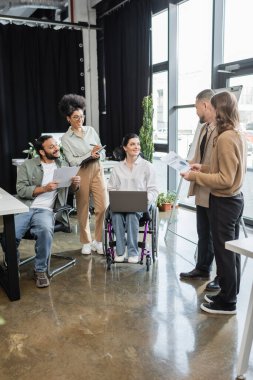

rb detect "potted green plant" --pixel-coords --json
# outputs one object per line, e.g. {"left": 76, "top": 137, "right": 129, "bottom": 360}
{"left": 139, "top": 94, "right": 154, "bottom": 162}
{"left": 157, "top": 191, "right": 177, "bottom": 212}
{"left": 23, "top": 142, "right": 38, "bottom": 158}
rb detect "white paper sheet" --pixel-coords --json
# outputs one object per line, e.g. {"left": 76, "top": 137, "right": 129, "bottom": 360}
{"left": 160, "top": 151, "right": 190, "bottom": 172}
{"left": 53, "top": 166, "right": 79, "bottom": 188}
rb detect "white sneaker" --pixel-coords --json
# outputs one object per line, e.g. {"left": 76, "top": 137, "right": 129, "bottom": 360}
{"left": 81, "top": 243, "right": 91, "bottom": 255}
{"left": 114, "top": 254, "right": 125, "bottom": 263}
{"left": 91, "top": 240, "right": 104, "bottom": 255}
{"left": 128, "top": 256, "right": 139, "bottom": 264}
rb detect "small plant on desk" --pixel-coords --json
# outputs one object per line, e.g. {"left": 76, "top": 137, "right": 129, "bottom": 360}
{"left": 157, "top": 191, "right": 177, "bottom": 212}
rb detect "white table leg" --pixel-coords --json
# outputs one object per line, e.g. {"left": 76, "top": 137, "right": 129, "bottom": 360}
{"left": 237, "top": 282, "right": 253, "bottom": 379}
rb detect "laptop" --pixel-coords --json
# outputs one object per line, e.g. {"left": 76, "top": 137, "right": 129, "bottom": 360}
{"left": 109, "top": 191, "right": 148, "bottom": 212}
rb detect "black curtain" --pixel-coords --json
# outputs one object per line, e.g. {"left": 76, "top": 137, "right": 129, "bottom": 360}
{"left": 0, "top": 24, "right": 84, "bottom": 193}
{"left": 100, "top": 0, "right": 151, "bottom": 155}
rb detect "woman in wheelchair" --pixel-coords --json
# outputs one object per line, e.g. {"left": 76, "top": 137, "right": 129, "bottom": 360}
{"left": 107, "top": 133, "right": 159, "bottom": 264}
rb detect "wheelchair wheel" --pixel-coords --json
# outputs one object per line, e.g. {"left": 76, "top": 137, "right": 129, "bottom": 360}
{"left": 151, "top": 206, "right": 159, "bottom": 262}
{"left": 102, "top": 218, "right": 109, "bottom": 256}
{"left": 146, "top": 255, "right": 151, "bottom": 272}
{"left": 103, "top": 207, "right": 116, "bottom": 270}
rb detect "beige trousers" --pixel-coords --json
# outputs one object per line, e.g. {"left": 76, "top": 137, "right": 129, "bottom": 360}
{"left": 76, "top": 161, "right": 108, "bottom": 244}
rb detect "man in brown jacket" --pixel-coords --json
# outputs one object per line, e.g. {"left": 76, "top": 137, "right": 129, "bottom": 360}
{"left": 180, "top": 89, "right": 220, "bottom": 291}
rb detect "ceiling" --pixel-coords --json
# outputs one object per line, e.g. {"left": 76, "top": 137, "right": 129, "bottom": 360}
{"left": 0, "top": 0, "right": 68, "bottom": 21}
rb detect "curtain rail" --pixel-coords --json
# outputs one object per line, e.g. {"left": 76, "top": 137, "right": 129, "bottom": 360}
{"left": 0, "top": 14, "right": 100, "bottom": 30}
{"left": 99, "top": 0, "right": 131, "bottom": 18}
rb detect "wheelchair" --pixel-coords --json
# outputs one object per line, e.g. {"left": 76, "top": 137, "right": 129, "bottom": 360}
{"left": 102, "top": 204, "right": 159, "bottom": 271}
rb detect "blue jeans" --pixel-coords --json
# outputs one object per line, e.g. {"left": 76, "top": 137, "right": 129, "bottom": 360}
{"left": 15, "top": 208, "right": 54, "bottom": 272}
{"left": 111, "top": 212, "right": 142, "bottom": 257}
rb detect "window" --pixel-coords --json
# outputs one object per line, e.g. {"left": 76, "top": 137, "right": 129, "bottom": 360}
{"left": 152, "top": 10, "right": 168, "bottom": 65}
{"left": 224, "top": 0, "right": 253, "bottom": 62}
{"left": 178, "top": 0, "right": 212, "bottom": 105}
{"left": 153, "top": 71, "right": 168, "bottom": 144}
{"left": 229, "top": 76, "right": 253, "bottom": 222}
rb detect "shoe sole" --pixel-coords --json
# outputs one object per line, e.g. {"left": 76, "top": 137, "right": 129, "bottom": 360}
{"left": 200, "top": 303, "right": 236, "bottom": 315}
{"left": 91, "top": 249, "right": 104, "bottom": 255}
{"left": 204, "top": 294, "right": 215, "bottom": 303}
{"left": 205, "top": 287, "right": 221, "bottom": 292}
{"left": 180, "top": 276, "right": 210, "bottom": 280}
{"left": 36, "top": 283, "right": 50, "bottom": 288}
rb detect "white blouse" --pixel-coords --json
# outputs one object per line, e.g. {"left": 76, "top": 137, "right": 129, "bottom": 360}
{"left": 107, "top": 156, "right": 159, "bottom": 205}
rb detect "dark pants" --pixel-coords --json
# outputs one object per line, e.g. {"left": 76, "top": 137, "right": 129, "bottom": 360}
{"left": 196, "top": 205, "right": 214, "bottom": 273}
{"left": 210, "top": 193, "right": 244, "bottom": 305}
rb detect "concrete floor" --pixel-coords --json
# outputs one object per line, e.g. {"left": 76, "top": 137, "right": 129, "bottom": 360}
{"left": 0, "top": 208, "right": 253, "bottom": 380}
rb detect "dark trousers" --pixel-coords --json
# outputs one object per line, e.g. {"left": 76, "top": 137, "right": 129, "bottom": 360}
{"left": 196, "top": 205, "right": 214, "bottom": 273}
{"left": 210, "top": 193, "right": 244, "bottom": 305}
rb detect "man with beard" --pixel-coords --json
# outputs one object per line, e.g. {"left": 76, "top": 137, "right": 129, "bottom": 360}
{"left": 180, "top": 89, "right": 220, "bottom": 292}
{"left": 14, "top": 135, "right": 80, "bottom": 288}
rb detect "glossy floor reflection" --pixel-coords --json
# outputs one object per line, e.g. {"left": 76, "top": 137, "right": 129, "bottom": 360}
{"left": 0, "top": 208, "right": 253, "bottom": 380}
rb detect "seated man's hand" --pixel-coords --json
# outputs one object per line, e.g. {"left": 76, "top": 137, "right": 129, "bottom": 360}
{"left": 44, "top": 181, "right": 59, "bottom": 192}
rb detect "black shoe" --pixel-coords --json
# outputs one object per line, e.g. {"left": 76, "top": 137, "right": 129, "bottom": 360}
{"left": 204, "top": 294, "right": 220, "bottom": 303}
{"left": 200, "top": 301, "right": 236, "bottom": 315}
{"left": 205, "top": 276, "right": 220, "bottom": 292}
{"left": 180, "top": 268, "right": 210, "bottom": 280}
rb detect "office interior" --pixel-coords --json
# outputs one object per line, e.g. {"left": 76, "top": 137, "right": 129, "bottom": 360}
{"left": 0, "top": 0, "right": 253, "bottom": 379}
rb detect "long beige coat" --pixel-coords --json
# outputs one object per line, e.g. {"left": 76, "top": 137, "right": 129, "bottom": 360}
{"left": 187, "top": 123, "right": 217, "bottom": 208}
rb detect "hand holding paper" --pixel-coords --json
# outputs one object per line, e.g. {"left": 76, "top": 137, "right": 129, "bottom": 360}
{"left": 53, "top": 166, "right": 79, "bottom": 188}
{"left": 161, "top": 151, "right": 190, "bottom": 172}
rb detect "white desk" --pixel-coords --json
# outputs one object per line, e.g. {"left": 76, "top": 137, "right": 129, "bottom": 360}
{"left": 225, "top": 237, "right": 253, "bottom": 380}
{"left": 0, "top": 188, "right": 29, "bottom": 301}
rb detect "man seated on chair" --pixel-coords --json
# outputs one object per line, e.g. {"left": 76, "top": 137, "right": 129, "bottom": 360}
{"left": 14, "top": 135, "right": 80, "bottom": 288}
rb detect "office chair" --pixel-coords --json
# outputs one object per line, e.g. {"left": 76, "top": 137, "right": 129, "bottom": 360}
{"left": 1, "top": 189, "right": 76, "bottom": 278}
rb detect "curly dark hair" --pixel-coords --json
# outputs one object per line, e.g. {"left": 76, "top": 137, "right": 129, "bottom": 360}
{"left": 58, "top": 94, "right": 86, "bottom": 117}
{"left": 33, "top": 135, "right": 53, "bottom": 156}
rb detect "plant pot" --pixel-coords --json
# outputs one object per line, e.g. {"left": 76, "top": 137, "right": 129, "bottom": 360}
{"left": 158, "top": 203, "right": 172, "bottom": 212}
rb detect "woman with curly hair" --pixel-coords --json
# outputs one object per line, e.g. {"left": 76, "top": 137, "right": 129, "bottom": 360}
{"left": 59, "top": 94, "right": 107, "bottom": 255}
{"left": 181, "top": 91, "right": 247, "bottom": 315}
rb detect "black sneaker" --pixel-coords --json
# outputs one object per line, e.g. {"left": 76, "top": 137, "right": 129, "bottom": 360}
{"left": 204, "top": 294, "right": 219, "bottom": 303}
{"left": 34, "top": 271, "right": 50, "bottom": 288}
{"left": 200, "top": 301, "right": 236, "bottom": 315}
{"left": 180, "top": 268, "right": 210, "bottom": 280}
{"left": 205, "top": 276, "right": 220, "bottom": 292}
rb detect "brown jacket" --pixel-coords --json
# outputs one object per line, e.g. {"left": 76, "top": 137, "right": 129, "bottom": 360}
{"left": 188, "top": 123, "right": 217, "bottom": 207}
{"left": 188, "top": 129, "right": 247, "bottom": 197}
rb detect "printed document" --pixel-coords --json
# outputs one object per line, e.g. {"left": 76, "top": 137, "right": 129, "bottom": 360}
{"left": 161, "top": 151, "right": 190, "bottom": 172}
{"left": 53, "top": 166, "right": 79, "bottom": 188}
